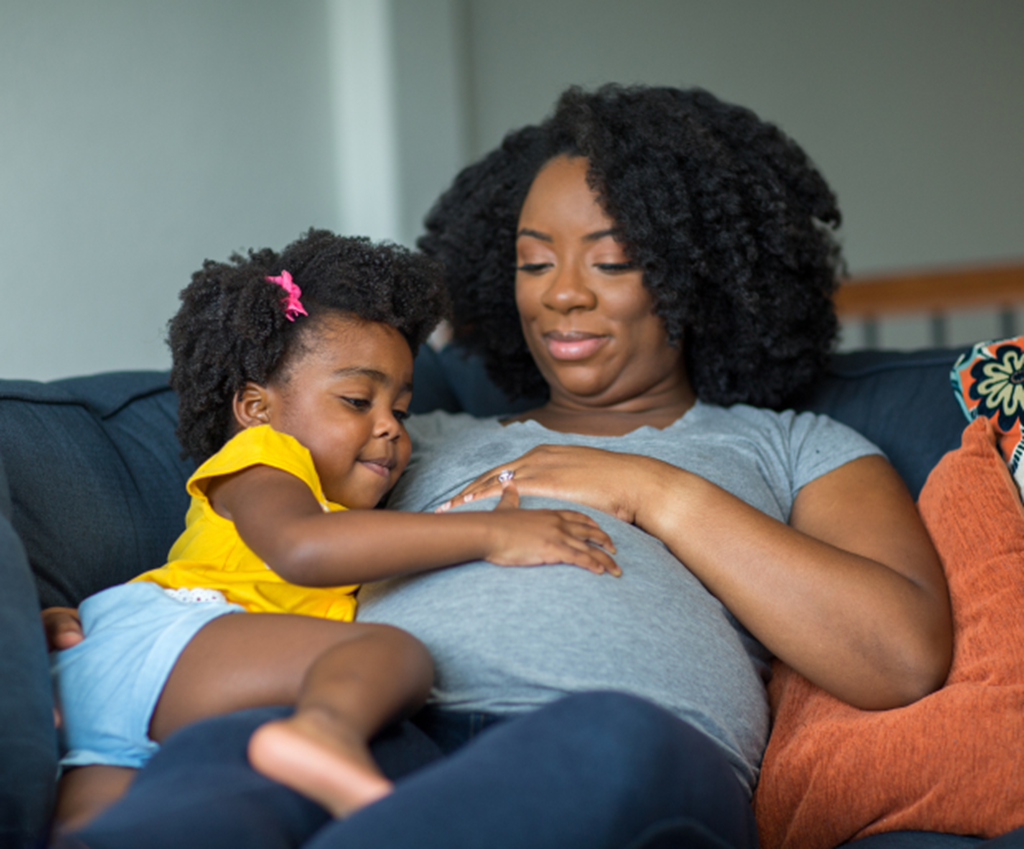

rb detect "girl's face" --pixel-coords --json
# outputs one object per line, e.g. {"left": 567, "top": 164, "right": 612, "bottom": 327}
{"left": 514, "top": 155, "right": 689, "bottom": 412}
{"left": 256, "top": 314, "right": 414, "bottom": 509}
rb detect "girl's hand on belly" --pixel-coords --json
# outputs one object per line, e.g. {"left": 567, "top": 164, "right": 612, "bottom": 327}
{"left": 437, "top": 444, "right": 666, "bottom": 525}
{"left": 469, "top": 480, "right": 621, "bottom": 576}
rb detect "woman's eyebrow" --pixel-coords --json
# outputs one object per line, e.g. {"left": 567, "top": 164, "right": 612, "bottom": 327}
{"left": 516, "top": 227, "right": 619, "bottom": 242}
{"left": 516, "top": 227, "right": 551, "bottom": 242}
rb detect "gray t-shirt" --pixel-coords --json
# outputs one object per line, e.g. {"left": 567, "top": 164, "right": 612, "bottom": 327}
{"left": 358, "top": 401, "right": 883, "bottom": 792}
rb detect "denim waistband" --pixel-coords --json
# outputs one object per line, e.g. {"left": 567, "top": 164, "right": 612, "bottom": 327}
{"left": 411, "top": 706, "right": 507, "bottom": 755}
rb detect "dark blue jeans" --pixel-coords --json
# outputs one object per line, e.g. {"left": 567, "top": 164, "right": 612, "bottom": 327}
{"left": 56, "top": 690, "right": 1024, "bottom": 849}
{"left": 65, "top": 692, "right": 758, "bottom": 849}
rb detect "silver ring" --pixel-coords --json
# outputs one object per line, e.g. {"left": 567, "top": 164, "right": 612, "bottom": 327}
{"left": 497, "top": 469, "right": 515, "bottom": 484}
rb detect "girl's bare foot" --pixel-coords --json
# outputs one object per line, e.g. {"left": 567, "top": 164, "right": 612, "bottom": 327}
{"left": 247, "top": 711, "right": 393, "bottom": 817}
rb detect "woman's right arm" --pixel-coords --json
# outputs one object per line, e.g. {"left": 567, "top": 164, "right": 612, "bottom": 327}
{"left": 634, "top": 453, "right": 951, "bottom": 710}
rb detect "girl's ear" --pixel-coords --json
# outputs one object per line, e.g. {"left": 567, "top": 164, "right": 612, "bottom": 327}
{"left": 233, "top": 382, "right": 272, "bottom": 430}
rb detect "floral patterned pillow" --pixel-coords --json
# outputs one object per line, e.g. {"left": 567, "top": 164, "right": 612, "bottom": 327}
{"left": 951, "top": 335, "right": 1024, "bottom": 493}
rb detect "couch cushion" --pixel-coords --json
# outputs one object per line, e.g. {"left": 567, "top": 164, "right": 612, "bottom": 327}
{"left": 798, "top": 348, "right": 968, "bottom": 500}
{"left": 0, "top": 452, "right": 11, "bottom": 521}
{"left": 752, "top": 416, "right": 1024, "bottom": 848}
{"left": 0, "top": 372, "right": 193, "bottom": 608}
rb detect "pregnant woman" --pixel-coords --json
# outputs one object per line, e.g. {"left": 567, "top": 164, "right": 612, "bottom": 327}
{"left": 58, "top": 84, "right": 952, "bottom": 849}
{"left": 358, "top": 81, "right": 950, "bottom": 795}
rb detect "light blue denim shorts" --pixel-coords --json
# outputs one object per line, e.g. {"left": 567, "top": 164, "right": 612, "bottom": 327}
{"left": 51, "top": 581, "right": 243, "bottom": 769}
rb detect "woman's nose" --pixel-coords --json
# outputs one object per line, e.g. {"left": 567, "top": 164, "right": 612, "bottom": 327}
{"left": 541, "top": 264, "right": 597, "bottom": 312}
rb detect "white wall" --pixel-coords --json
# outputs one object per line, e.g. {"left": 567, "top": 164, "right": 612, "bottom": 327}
{"left": 2, "top": 1, "right": 1022, "bottom": 379}
{"left": 458, "top": 0, "right": 1024, "bottom": 276}
{"left": 391, "top": 0, "right": 472, "bottom": 249}
{"left": 0, "top": 1, "right": 339, "bottom": 380}
{"left": 328, "top": 0, "right": 402, "bottom": 244}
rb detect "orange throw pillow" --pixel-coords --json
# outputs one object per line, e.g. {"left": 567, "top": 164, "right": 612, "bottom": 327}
{"left": 752, "top": 417, "right": 1024, "bottom": 849}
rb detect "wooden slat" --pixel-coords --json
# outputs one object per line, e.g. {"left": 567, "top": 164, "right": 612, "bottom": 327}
{"left": 835, "top": 261, "right": 1024, "bottom": 317}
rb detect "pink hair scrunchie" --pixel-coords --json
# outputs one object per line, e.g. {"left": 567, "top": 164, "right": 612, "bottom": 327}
{"left": 266, "top": 270, "right": 308, "bottom": 322}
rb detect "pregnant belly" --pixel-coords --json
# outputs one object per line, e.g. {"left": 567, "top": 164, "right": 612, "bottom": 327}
{"left": 357, "top": 496, "right": 771, "bottom": 786}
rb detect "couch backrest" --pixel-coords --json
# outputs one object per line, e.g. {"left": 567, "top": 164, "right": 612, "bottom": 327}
{"left": 0, "top": 372, "right": 193, "bottom": 608}
{"left": 0, "top": 345, "right": 970, "bottom": 608}
{"left": 797, "top": 348, "right": 968, "bottom": 499}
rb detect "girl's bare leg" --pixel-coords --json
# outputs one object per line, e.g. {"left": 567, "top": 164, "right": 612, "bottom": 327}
{"left": 150, "top": 614, "right": 433, "bottom": 817}
{"left": 246, "top": 627, "right": 433, "bottom": 816}
{"left": 54, "top": 765, "right": 136, "bottom": 834}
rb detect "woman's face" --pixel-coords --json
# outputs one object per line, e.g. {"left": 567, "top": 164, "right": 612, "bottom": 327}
{"left": 515, "top": 155, "right": 689, "bottom": 412}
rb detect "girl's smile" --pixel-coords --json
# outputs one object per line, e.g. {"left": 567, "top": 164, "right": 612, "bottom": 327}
{"left": 358, "top": 455, "right": 397, "bottom": 479}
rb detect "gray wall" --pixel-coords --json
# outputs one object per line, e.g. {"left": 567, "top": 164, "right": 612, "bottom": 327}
{"left": 455, "top": 0, "right": 1024, "bottom": 275}
{"left": 3, "top": 1, "right": 1023, "bottom": 379}
{"left": 0, "top": 1, "right": 337, "bottom": 379}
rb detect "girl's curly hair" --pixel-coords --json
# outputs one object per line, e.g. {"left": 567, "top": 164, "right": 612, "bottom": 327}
{"left": 418, "top": 84, "right": 843, "bottom": 408}
{"left": 169, "top": 228, "right": 449, "bottom": 463}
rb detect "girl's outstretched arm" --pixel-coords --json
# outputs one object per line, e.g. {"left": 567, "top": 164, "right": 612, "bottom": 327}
{"left": 211, "top": 467, "right": 619, "bottom": 587}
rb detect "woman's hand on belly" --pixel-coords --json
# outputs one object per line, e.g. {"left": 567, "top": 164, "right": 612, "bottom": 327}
{"left": 478, "top": 482, "right": 621, "bottom": 576}
{"left": 437, "top": 444, "right": 662, "bottom": 525}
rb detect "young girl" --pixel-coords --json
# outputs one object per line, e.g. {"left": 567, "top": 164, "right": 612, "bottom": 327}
{"left": 50, "top": 229, "right": 619, "bottom": 829}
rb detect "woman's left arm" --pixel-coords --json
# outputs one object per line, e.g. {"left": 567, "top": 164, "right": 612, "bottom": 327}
{"left": 445, "top": 446, "right": 952, "bottom": 710}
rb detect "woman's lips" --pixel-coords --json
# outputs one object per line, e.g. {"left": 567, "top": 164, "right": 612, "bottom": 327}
{"left": 543, "top": 332, "right": 607, "bottom": 361}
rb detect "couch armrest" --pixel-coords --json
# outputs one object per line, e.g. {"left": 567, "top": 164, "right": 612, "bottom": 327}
{"left": 0, "top": 508, "right": 57, "bottom": 848}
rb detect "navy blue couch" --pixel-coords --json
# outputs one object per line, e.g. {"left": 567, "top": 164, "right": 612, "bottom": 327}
{"left": 1, "top": 344, "right": 1019, "bottom": 849}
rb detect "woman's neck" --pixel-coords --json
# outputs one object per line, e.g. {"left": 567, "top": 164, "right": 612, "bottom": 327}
{"left": 505, "top": 391, "right": 697, "bottom": 436}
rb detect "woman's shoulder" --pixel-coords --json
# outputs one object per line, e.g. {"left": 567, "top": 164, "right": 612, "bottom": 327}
{"left": 696, "top": 400, "right": 871, "bottom": 440}
{"left": 691, "top": 401, "right": 884, "bottom": 470}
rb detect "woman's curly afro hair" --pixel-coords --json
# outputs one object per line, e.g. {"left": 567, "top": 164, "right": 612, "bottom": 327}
{"left": 418, "top": 84, "right": 843, "bottom": 409}
{"left": 169, "top": 228, "right": 448, "bottom": 463}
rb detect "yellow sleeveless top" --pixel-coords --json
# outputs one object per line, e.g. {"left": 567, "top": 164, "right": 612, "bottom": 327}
{"left": 131, "top": 425, "right": 357, "bottom": 621}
